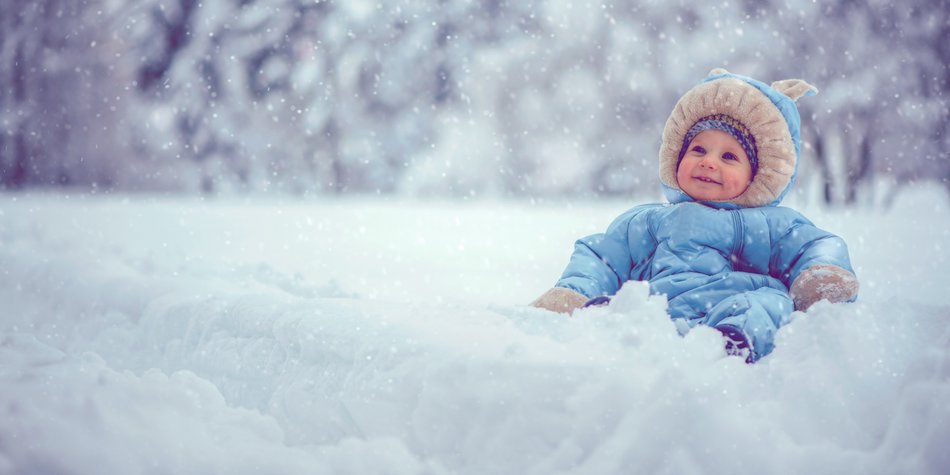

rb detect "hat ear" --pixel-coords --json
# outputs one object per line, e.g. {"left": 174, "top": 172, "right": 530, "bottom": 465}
{"left": 708, "top": 67, "right": 729, "bottom": 77}
{"left": 771, "top": 78, "right": 819, "bottom": 101}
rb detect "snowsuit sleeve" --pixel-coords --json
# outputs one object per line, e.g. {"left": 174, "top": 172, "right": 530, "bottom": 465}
{"left": 555, "top": 205, "right": 658, "bottom": 299}
{"left": 768, "top": 210, "right": 856, "bottom": 295}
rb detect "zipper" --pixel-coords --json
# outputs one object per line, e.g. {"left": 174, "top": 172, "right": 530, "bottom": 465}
{"left": 731, "top": 210, "right": 745, "bottom": 267}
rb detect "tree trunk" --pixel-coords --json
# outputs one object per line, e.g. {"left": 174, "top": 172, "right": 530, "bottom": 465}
{"left": 810, "top": 126, "right": 833, "bottom": 205}
{"left": 845, "top": 111, "right": 873, "bottom": 205}
{"left": 138, "top": 0, "right": 198, "bottom": 92}
{"left": 5, "top": 42, "right": 28, "bottom": 188}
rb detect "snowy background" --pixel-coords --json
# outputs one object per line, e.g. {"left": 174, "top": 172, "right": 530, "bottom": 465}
{"left": 2, "top": 0, "right": 950, "bottom": 474}
{"left": 2, "top": 0, "right": 948, "bottom": 201}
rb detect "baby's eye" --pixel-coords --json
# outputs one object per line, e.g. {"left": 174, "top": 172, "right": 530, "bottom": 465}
{"left": 691, "top": 146, "right": 706, "bottom": 154}
{"left": 723, "top": 152, "right": 739, "bottom": 161}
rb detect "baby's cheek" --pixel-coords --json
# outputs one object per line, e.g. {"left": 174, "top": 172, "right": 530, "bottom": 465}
{"left": 674, "top": 163, "right": 689, "bottom": 187}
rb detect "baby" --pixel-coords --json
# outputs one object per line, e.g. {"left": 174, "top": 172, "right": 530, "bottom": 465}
{"left": 531, "top": 68, "right": 859, "bottom": 362}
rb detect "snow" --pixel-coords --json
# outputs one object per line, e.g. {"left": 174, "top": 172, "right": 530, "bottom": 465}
{"left": 1, "top": 186, "right": 949, "bottom": 474}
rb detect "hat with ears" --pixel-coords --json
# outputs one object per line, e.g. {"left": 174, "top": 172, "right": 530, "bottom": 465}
{"left": 659, "top": 68, "right": 818, "bottom": 208}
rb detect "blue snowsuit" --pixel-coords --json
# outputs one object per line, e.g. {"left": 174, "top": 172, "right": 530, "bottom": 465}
{"left": 555, "top": 74, "right": 855, "bottom": 362}
{"left": 555, "top": 202, "right": 854, "bottom": 361}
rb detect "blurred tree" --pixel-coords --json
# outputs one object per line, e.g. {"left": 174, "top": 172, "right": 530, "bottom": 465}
{"left": 1, "top": 0, "right": 131, "bottom": 190}
{"left": 1, "top": 0, "right": 946, "bottom": 203}
{"left": 770, "top": 0, "right": 949, "bottom": 206}
{"left": 127, "top": 0, "right": 472, "bottom": 194}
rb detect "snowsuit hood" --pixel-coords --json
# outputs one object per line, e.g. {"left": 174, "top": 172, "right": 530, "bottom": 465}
{"left": 659, "top": 68, "right": 818, "bottom": 209}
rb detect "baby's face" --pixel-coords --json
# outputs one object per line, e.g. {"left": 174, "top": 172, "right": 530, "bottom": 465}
{"left": 676, "top": 130, "right": 753, "bottom": 201}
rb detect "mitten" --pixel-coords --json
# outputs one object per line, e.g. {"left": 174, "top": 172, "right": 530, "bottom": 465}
{"left": 530, "top": 287, "right": 588, "bottom": 314}
{"left": 789, "top": 264, "right": 859, "bottom": 311}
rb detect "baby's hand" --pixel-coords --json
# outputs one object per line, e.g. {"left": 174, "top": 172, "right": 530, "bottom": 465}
{"left": 790, "top": 264, "right": 860, "bottom": 311}
{"left": 530, "top": 287, "right": 588, "bottom": 314}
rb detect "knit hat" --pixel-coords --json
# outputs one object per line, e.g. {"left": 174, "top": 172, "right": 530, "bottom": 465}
{"left": 659, "top": 68, "right": 818, "bottom": 208}
{"left": 678, "top": 113, "right": 759, "bottom": 178}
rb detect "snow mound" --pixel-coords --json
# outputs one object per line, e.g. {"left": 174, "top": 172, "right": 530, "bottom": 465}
{"left": 1, "top": 194, "right": 948, "bottom": 474}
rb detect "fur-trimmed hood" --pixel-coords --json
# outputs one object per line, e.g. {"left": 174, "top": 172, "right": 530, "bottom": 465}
{"left": 659, "top": 68, "right": 818, "bottom": 208}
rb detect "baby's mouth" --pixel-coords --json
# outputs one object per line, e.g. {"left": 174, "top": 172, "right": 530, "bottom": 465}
{"left": 693, "top": 176, "right": 721, "bottom": 185}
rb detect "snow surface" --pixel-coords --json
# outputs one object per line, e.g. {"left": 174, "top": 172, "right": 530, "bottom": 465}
{"left": 1, "top": 187, "right": 949, "bottom": 474}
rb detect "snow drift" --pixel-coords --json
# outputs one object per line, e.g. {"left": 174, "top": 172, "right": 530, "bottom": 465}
{"left": 1, "top": 190, "right": 948, "bottom": 474}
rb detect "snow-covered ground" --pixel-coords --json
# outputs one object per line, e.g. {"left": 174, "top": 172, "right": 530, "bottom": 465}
{"left": 1, "top": 187, "right": 948, "bottom": 474}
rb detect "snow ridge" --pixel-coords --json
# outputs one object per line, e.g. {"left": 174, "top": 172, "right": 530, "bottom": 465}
{"left": 1, "top": 194, "right": 948, "bottom": 474}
